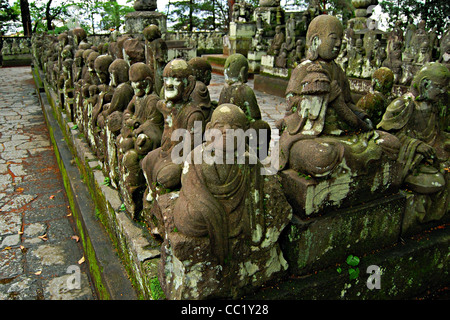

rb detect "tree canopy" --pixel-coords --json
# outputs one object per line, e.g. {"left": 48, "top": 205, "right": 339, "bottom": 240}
{"left": 379, "top": 0, "right": 450, "bottom": 33}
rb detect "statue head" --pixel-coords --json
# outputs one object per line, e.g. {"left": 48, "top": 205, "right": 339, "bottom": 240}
{"left": 411, "top": 62, "right": 449, "bottom": 103}
{"left": 306, "top": 14, "right": 343, "bottom": 61}
{"left": 372, "top": 67, "right": 394, "bottom": 96}
{"left": 123, "top": 38, "right": 145, "bottom": 65}
{"left": 143, "top": 24, "right": 162, "bottom": 42}
{"left": 72, "top": 27, "right": 87, "bottom": 46}
{"left": 206, "top": 103, "right": 249, "bottom": 152}
{"left": 108, "top": 58, "right": 130, "bottom": 87}
{"left": 89, "top": 84, "right": 99, "bottom": 97}
{"left": 74, "top": 49, "right": 85, "bottom": 67}
{"left": 162, "top": 58, "right": 195, "bottom": 102}
{"left": 87, "top": 51, "right": 100, "bottom": 72}
{"left": 129, "top": 62, "right": 153, "bottom": 97}
{"left": 188, "top": 57, "right": 212, "bottom": 86}
{"left": 224, "top": 53, "right": 248, "bottom": 85}
{"left": 94, "top": 54, "right": 114, "bottom": 84}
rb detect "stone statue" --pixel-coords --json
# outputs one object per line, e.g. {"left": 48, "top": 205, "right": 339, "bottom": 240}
{"left": 133, "top": 0, "right": 157, "bottom": 11}
{"left": 188, "top": 57, "right": 214, "bottom": 122}
{"left": 347, "top": 37, "right": 364, "bottom": 78}
{"left": 439, "top": 30, "right": 450, "bottom": 71}
{"left": 143, "top": 24, "right": 168, "bottom": 98}
{"left": 117, "top": 62, "right": 163, "bottom": 217}
{"left": 98, "top": 59, "right": 134, "bottom": 187}
{"left": 277, "top": 15, "right": 402, "bottom": 216}
{"left": 383, "top": 41, "right": 403, "bottom": 84}
{"left": 356, "top": 67, "right": 395, "bottom": 126}
{"left": 218, "top": 53, "right": 271, "bottom": 159}
{"left": 377, "top": 62, "right": 449, "bottom": 235}
{"left": 89, "top": 54, "right": 114, "bottom": 159}
{"left": 123, "top": 38, "right": 145, "bottom": 66}
{"left": 141, "top": 59, "right": 206, "bottom": 230}
{"left": 158, "top": 103, "right": 292, "bottom": 299}
{"left": 268, "top": 26, "right": 285, "bottom": 56}
{"left": 275, "top": 42, "right": 289, "bottom": 68}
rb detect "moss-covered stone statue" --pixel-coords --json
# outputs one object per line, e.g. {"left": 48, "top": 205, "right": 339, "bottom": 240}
{"left": 377, "top": 62, "right": 450, "bottom": 235}
{"left": 356, "top": 67, "right": 395, "bottom": 126}
{"left": 141, "top": 59, "right": 207, "bottom": 232}
{"left": 89, "top": 54, "right": 114, "bottom": 159}
{"left": 143, "top": 24, "right": 168, "bottom": 98}
{"left": 157, "top": 104, "right": 292, "bottom": 299}
{"left": 117, "top": 62, "right": 164, "bottom": 218}
{"left": 219, "top": 53, "right": 271, "bottom": 159}
{"left": 277, "top": 14, "right": 403, "bottom": 217}
{"left": 97, "top": 59, "right": 134, "bottom": 188}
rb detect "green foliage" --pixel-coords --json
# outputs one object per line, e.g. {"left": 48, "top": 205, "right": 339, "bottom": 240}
{"left": 337, "top": 254, "right": 361, "bottom": 281}
{"left": 149, "top": 277, "right": 165, "bottom": 300}
{"left": 0, "top": 0, "right": 20, "bottom": 34}
{"left": 380, "top": 0, "right": 450, "bottom": 32}
{"left": 97, "top": 0, "right": 134, "bottom": 32}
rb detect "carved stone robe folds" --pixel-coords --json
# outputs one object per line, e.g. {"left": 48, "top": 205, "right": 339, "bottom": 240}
{"left": 157, "top": 145, "right": 292, "bottom": 299}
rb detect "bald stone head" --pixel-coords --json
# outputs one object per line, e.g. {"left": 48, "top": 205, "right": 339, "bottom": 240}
{"left": 163, "top": 59, "right": 195, "bottom": 102}
{"left": 94, "top": 54, "right": 114, "bottom": 84}
{"left": 188, "top": 57, "right": 212, "bottom": 85}
{"left": 306, "top": 14, "right": 343, "bottom": 61}
{"left": 129, "top": 62, "right": 153, "bottom": 96}
{"left": 109, "top": 58, "right": 130, "bottom": 87}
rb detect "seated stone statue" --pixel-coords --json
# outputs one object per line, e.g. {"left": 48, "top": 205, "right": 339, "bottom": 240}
{"left": 117, "top": 62, "right": 164, "bottom": 217}
{"left": 97, "top": 59, "right": 134, "bottom": 187}
{"left": 356, "top": 67, "right": 395, "bottom": 126}
{"left": 268, "top": 26, "right": 285, "bottom": 56}
{"left": 218, "top": 53, "right": 271, "bottom": 159}
{"left": 377, "top": 62, "right": 450, "bottom": 235}
{"left": 89, "top": 54, "right": 114, "bottom": 159}
{"left": 158, "top": 104, "right": 292, "bottom": 299}
{"left": 188, "top": 57, "right": 214, "bottom": 122}
{"left": 278, "top": 14, "right": 402, "bottom": 217}
{"left": 143, "top": 24, "right": 168, "bottom": 97}
{"left": 141, "top": 59, "right": 206, "bottom": 222}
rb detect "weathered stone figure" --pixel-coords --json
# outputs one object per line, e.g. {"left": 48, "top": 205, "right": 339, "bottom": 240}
{"left": 218, "top": 53, "right": 271, "bottom": 159}
{"left": 98, "top": 59, "right": 134, "bottom": 187}
{"left": 117, "top": 62, "right": 163, "bottom": 217}
{"left": 89, "top": 54, "right": 114, "bottom": 158}
{"left": 278, "top": 14, "right": 402, "bottom": 216}
{"left": 187, "top": 57, "right": 214, "bottom": 122}
{"left": 356, "top": 67, "right": 395, "bottom": 126}
{"left": 143, "top": 24, "right": 168, "bottom": 97}
{"left": 158, "top": 104, "right": 292, "bottom": 299}
{"left": 268, "top": 26, "right": 285, "bottom": 56}
{"left": 377, "top": 62, "right": 450, "bottom": 235}
{"left": 141, "top": 59, "right": 205, "bottom": 225}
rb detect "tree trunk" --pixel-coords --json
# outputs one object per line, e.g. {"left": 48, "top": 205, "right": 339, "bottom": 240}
{"left": 46, "top": 0, "right": 54, "bottom": 30}
{"left": 20, "top": 0, "right": 32, "bottom": 36}
{"left": 189, "top": 0, "right": 193, "bottom": 32}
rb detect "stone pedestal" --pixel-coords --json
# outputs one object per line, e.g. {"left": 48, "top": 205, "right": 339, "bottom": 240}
{"left": 125, "top": 11, "right": 167, "bottom": 35}
{"left": 248, "top": 50, "right": 266, "bottom": 73}
{"left": 260, "top": 54, "right": 290, "bottom": 78}
{"left": 228, "top": 22, "right": 256, "bottom": 56}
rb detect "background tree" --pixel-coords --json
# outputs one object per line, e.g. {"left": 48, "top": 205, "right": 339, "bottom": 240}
{"left": 29, "top": 0, "right": 70, "bottom": 33}
{"left": 98, "top": 0, "right": 135, "bottom": 32}
{"left": 19, "top": 0, "right": 32, "bottom": 36}
{"left": 0, "top": 0, "right": 20, "bottom": 35}
{"left": 380, "top": 0, "right": 450, "bottom": 33}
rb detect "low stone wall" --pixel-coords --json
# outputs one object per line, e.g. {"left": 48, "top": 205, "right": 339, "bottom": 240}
{"left": 33, "top": 66, "right": 164, "bottom": 300}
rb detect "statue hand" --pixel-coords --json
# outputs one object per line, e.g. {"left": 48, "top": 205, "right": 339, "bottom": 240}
{"left": 329, "top": 80, "right": 342, "bottom": 102}
{"left": 417, "top": 143, "right": 436, "bottom": 159}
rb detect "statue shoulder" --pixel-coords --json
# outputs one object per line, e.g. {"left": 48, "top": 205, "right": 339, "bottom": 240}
{"left": 377, "top": 94, "right": 415, "bottom": 131}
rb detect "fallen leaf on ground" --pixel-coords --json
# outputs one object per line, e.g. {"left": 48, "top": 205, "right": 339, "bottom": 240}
{"left": 2, "top": 246, "right": 12, "bottom": 251}
{"left": 49, "top": 195, "right": 55, "bottom": 199}
{"left": 17, "top": 187, "right": 24, "bottom": 192}
{"left": 71, "top": 235, "right": 80, "bottom": 242}
{"left": 34, "top": 270, "right": 42, "bottom": 275}
{"left": 78, "top": 256, "right": 85, "bottom": 265}
{"left": 38, "top": 234, "right": 48, "bottom": 241}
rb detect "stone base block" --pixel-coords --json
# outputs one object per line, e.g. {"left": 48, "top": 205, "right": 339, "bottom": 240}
{"left": 125, "top": 11, "right": 167, "bottom": 35}
{"left": 280, "top": 193, "right": 406, "bottom": 276}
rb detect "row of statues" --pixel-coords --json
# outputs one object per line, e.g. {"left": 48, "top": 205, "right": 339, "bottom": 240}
{"left": 253, "top": 11, "right": 449, "bottom": 85}
{"left": 1, "top": 37, "right": 31, "bottom": 56}
{"left": 32, "top": 13, "right": 449, "bottom": 299}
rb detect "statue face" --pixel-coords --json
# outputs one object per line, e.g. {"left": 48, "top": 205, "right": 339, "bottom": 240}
{"left": 423, "top": 77, "right": 448, "bottom": 103}
{"left": 316, "top": 29, "right": 342, "bottom": 60}
{"left": 164, "top": 76, "right": 184, "bottom": 101}
{"left": 96, "top": 69, "right": 109, "bottom": 84}
{"left": 132, "top": 79, "right": 150, "bottom": 97}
